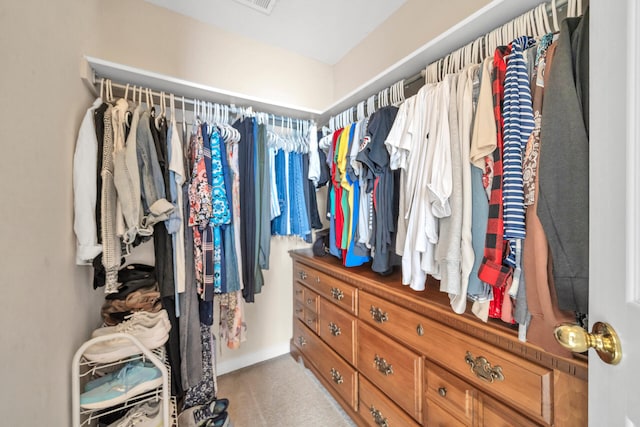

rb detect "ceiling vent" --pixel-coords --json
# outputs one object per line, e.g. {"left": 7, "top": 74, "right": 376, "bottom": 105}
{"left": 232, "top": 0, "right": 277, "bottom": 15}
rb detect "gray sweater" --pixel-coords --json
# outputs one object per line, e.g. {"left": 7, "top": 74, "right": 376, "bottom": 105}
{"left": 537, "top": 10, "right": 590, "bottom": 314}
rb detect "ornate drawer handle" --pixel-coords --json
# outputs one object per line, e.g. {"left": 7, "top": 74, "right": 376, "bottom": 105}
{"left": 465, "top": 351, "right": 504, "bottom": 383}
{"left": 297, "top": 336, "right": 306, "bottom": 346}
{"left": 369, "top": 405, "right": 389, "bottom": 427}
{"left": 417, "top": 324, "right": 424, "bottom": 336}
{"left": 330, "top": 368, "right": 344, "bottom": 384}
{"left": 307, "top": 298, "right": 314, "bottom": 305}
{"left": 298, "top": 271, "right": 308, "bottom": 280}
{"left": 374, "top": 354, "right": 394, "bottom": 376}
{"left": 369, "top": 306, "right": 388, "bottom": 323}
{"left": 307, "top": 318, "right": 314, "bottom": 326}
{"left": 330, "top": 287, "right": 344, "bottom": 301}
{"left": 438, "top": 387, "right": 447, "bottom": 397}
{"left": 328, "top": 322, "right": 342, "bottom": 336}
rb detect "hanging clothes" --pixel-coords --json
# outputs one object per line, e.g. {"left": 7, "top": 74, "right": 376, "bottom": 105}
{"left": 73, "top": 98, "right": 104, "bottom": 265}
{"left": 234, "top": 117, "right": 263, "bottom": 303}
{"left": 537, "top": 10, "right": 590, "bottom": 314}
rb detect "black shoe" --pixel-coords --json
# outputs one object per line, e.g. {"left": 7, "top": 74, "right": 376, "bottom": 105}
{"left": 204, "top": 412, "right": 229, "bottom": 427}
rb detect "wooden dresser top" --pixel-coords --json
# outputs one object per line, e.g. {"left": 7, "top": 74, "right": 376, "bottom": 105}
{"left": 290, "top": 249, "right": 588, "bottom": 381}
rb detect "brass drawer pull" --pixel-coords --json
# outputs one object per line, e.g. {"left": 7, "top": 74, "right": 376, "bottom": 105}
{"left": 369, "top": 405, "right": 389, "bottom": 427}
{"left": 295, "top": 289, "right": 303, "bottom": 295}
{"left": 438, "top": 387, "right": 447, "bottom": 397}
{"left": 370, "top": 306, "right": 388, "bottom": 323}
{"left": 374, "top": 354, "right": 394, "bottom": 376}
{"left": 307, "top": 318, "right": 315, "bottom": 326}
{"left": 328, "top": 322, "right": 342, "bottom": 336}
{"left": 298, "top": 270, "right": 308, "bottom": 280}
{"left": 297, "top": 336, "right": 306, "bottom": 346}
{"left": 330, "top": 287, "right": 344, "bottom": 301}
{"left": 465, "top": 351, "right": 504, "bottom": 383}
{"left": 295, "top": 308, "right": 303, "bottom": 315}
{"left": 330, "top": 368, "right": 344, "bottom": 384}
{"left": 417, "top": 323, "right": 424, "bottom": 336}
{"left": 307, "top": 298, "right": 314, "bottom": 305}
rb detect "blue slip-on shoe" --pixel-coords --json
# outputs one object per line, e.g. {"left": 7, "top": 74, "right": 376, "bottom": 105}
{"left": 80, "top": 362, "right": 162, "bottom": 410}
{"left": 83, "top": 360, "right": 145, "bottom": 392}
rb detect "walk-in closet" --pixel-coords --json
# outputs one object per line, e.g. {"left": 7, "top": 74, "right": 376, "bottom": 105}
{"left": 2, "top": 0, "right": 638, "bottom": 426}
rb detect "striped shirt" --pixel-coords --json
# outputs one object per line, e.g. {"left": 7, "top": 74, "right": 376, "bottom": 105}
{"left": 502, "top": 36, "right": 536, "bottom": 267}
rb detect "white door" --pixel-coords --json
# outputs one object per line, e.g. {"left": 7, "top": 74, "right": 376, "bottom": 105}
{"left": 590, "top": 0, "right": 640, "bottom": 425}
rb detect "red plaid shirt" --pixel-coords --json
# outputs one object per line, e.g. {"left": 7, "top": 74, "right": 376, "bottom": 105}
{"left": 478, "top": 45, "right": 514, "bottom": 294}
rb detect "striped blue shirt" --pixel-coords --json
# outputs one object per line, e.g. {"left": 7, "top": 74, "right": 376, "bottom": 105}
{"left": 502, "top": 36, "right": 536, "bottom": 267}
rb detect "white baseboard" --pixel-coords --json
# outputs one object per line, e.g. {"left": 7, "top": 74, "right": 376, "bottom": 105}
{"left": 216, "top": 342, "right": 291, "bottom": 376}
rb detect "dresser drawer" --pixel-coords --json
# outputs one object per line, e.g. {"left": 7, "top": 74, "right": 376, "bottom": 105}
{"left": 426, "top": 401, "right": 469, "bottom": 427}
{"left": 313, "top": 333, "right": 358, "bottom": 410}
{"left": 359, "top": 291, "right": 427, "bottom": 347}
{"left": 426, "top": 363, "right": 474, "bottom": 425}
{"left": 303, "top": 309, "right": 318, "bottom": 333}
{"left": 294, "top": 300, "right": 304, "bottom": 322}
{"left": 301, "top": 287, "right": 319, "bottom": 333}
{"left": 303, "top": 287, "right": 319, "bottom": 313}
{"left": 294, "top": 281, "right": 305, "bottom": 304}
{"left": 319, "top": 298, "right": 357, "bottom": 365}
{"left": 358, "top": 322, "right": 422, "bottom": 422}
{"left": 424, "top": 323, "right": 552, "bottom": 424}
{"left": 294, "top": 262, "right": 357, "bottom": 314}
{"left": 359, "top": 375, "right": 420, "bottom": 427}
{"left": 292, "top": 319, "right": 321, "bottom": 365}
{"left": 481, "top": 395, "right": 543, "bottom": 426}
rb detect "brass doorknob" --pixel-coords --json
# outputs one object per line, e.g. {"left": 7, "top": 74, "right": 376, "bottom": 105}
{"left": 554, "top": 321, "right": 622, "bottom": 365}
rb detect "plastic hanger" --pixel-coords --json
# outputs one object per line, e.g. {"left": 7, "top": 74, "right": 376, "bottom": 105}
{"left": 541, "top": 3, "right": 552, "bottom": 34}
{"left": 162, "top": 92, "right": 167, "bottom": 119}
{"left": 181, "top": 97, "right": 187, "bottom": 133}
{"left": 106, "top": 79, "right": 113, "bottom": 103}
{"left": 576, "top": 0, "right": 582, "bottom": 17}
{"left": 169, "top": 93, "right": 175, "bottom": 126}
{"left": 534, "top": 6, "right": 544, "bottom": 37}
{"left": 551, "top": 0, "right": 560, "bottom": 32}
{"left": 567, "top": 0, "right": 575, "bottom": 18}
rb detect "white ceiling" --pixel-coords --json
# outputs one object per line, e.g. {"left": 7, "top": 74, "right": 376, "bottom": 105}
{"left": 145, "top": 0, "right": 407, "bottom": 65}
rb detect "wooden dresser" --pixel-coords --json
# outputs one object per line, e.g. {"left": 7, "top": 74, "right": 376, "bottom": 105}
{"left": 289, "top": 249, "right": 587, "bottom": 427}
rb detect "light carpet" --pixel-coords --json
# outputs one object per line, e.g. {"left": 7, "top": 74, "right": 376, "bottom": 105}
{"left": 216, "top": 354, "right": 357, "bottom": 427}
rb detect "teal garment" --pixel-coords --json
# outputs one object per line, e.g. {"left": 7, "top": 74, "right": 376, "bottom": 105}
{"left": 208, "top": 129, "right": 231, "bottom": 293}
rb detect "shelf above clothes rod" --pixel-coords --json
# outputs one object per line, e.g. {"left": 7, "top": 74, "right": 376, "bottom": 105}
{"left": 80, "top": 56, "right": 323, "bottom": 121}
{"left": 318, "top": 0, "right": 558, "bottom": 124}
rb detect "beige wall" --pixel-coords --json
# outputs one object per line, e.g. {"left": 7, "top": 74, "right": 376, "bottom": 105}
{"left": 91, "top": 0, "right": 334, "bottom": 112}
{"left": 0, "top": 0, "right": 104, "bottom": 425}
{"left": 332, "top": 0, "right": 491, "bottom": 100}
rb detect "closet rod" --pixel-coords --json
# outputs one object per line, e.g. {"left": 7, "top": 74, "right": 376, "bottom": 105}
{"left": 328, "top": 0, "right": 573, "bottom": 128}
{"left": 423, "top": 0, "right": 573, "bottom": 82}
{"left": 98, "top": 78, "right": 314, "bottom": 127}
